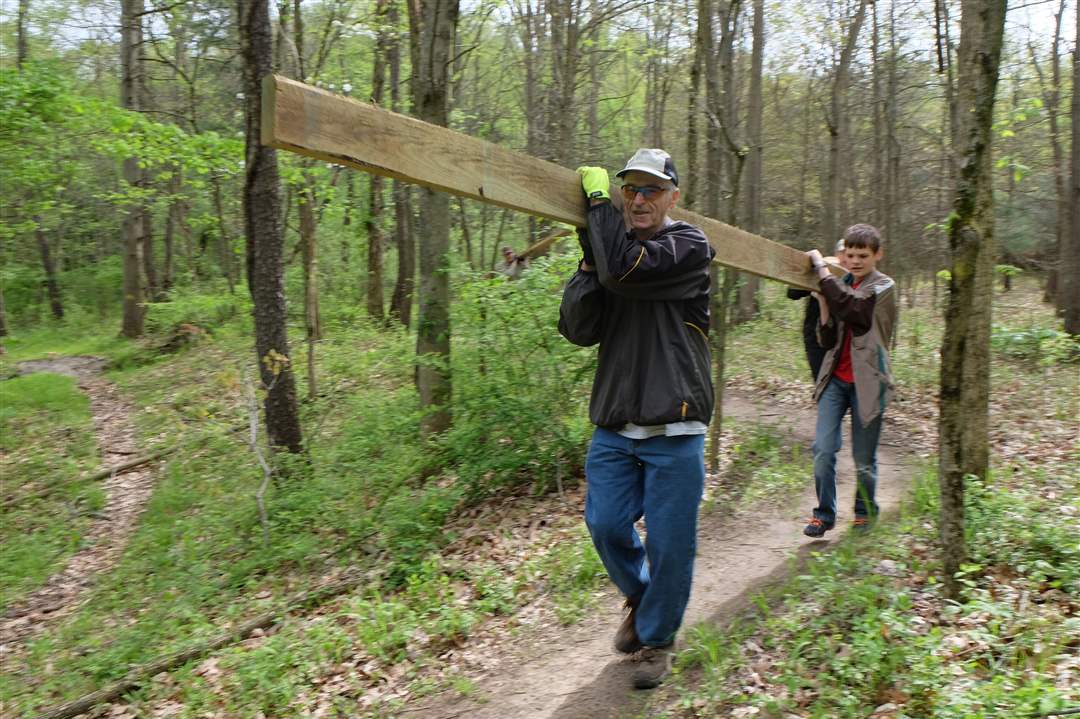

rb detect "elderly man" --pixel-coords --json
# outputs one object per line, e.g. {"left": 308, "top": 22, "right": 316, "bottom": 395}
{"left": 558, "top": 149, "right": 714, "bottom": 689}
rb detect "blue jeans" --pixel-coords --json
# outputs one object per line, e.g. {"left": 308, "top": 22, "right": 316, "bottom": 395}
{"left": 812, "top": 377, "right": 883, "bottom": 527}
{"left": 584, "top": 428, "right": 705, "bottom": 647}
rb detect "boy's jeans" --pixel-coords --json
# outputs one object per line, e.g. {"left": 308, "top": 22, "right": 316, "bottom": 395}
{"left": 584, "top": 428, "right": 705, "bottom": 647}
{"left": 812, "top": 377, "right": 883, "bottom": 527}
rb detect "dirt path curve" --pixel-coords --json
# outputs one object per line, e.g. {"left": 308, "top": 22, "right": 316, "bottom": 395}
{"left": 411, "top": 391, "right": 914, "bottom": 719}
{"left": 1, "top": 356, "right": 155, "bottom": 650}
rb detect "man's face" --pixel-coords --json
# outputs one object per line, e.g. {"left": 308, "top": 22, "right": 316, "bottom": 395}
{"left": 843, "top": 245, "right": 883, "bottom": 280}
{"left": 620, "top": 171, "right": 679, "bottom": 238}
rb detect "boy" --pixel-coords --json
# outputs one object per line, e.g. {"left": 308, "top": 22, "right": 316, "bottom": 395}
{"left": 803, "top": 224, "right": 897, "bottom": 537}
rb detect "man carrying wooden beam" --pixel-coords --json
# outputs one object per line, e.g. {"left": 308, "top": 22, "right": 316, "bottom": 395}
{"left": 558, "top": 149, "right": 713, "bottom": 690}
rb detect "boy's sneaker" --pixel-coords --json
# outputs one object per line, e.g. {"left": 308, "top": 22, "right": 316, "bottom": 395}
{"left": 613, "top": 598, "right": 642, "bottom": 654}
{"left": 803, "top": 518, "right": 833, "bottom": 538}
{"left": 631, "top": 644, "right": 674, "bottom": 689}
{"left": 852, "top": 517, "right": 874, "bottom": 534}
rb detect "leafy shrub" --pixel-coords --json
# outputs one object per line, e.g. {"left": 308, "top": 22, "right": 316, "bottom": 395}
{"left": 965, "top": 474, "right": 1080, "bottom": 593}
{"left": 445, "top": 252, "right": 594, "bottom": 498}
{"left": 62, "top": 257, "right": 124, "bottom": 318}
{"left": 143, "top": 289, "right": 252, "bottom": 336}
{"left": 990, "top": 323, "right": 1078, "bottom": 366}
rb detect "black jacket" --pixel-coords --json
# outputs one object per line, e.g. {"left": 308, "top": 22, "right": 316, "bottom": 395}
{"left": 786, "top": 288, "right": 826, "bottom": 381}
{"left": 558, "top": 202, "right": 715, "bottom": 428}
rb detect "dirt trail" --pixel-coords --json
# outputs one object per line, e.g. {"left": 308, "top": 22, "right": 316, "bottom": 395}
{"left": 410, "top": 392, "right": 914, "bottom": 719}
{"left": 1, "top": 356, "right": 155, "bottom": 649}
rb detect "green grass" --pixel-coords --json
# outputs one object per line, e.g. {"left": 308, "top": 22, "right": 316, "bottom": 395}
{"left": 728, "top": 423, "right": 807, "bottom": 508}
{"left": 0, "top": 322, "right": 138, "bottom": 372}
{"left": 0, "top": 372, "right": 103, "bottom": 611}
{"left": 669, "top": 461, "right": 1080, "bottom": 718}
{"left": 4, "top": 271, "right": 1076, "bottom": 716}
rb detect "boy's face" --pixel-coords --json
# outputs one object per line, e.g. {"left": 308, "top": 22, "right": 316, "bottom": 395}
{"left": 843, "top": 245, "right": 883, "bottom": 280}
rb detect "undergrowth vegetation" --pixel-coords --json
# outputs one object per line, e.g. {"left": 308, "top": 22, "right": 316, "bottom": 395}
{"left": 1, "top": 269, "right": 1076, "bottom": 716}
{"left": 671, "top": 459, "right": 1080, "bottom": 719}
{"left": 0, "top": 372, "right": 102, "bottom": 610}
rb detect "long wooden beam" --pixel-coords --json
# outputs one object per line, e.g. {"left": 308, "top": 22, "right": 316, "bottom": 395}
{"left": 262, "top": 74, "right": 822, "bottom": 290}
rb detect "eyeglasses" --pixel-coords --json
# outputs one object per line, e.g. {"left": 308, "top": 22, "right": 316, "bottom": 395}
{"left": 620, "top": 184, "right": 670, "bottom": 200}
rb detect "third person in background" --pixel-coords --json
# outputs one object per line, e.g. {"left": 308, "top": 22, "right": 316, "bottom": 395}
{"left": 787, "top": 239, "right": 847, "bottom": 381}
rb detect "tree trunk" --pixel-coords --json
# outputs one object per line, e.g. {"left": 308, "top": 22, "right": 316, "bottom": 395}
{"left": 884, "top": 1, "right": 901, "bottom": 266}
{"left": 341, "top": 172, "right": 353, "bottom": 272}
{"left": 0, "top": 282, "right": 8, "bottom": 337}
{"left": 298, "top": 183, "right": 321, "bottom": 398}
{"left": 700, "top": 0, "right": 731, "bottom": 470}
{"left": 735, "top": 0, "right": 764, "bottom": 323}
{"left": 162, "top": 167, "right": 181, "bottom": 293}
{"left": 407, "top": 0, "right": 459, "bottom": 436}
{"left": 366, "top": 1, "right": 389, "bottom": 322}
{"left": 824, "top": 0, "right": 869, "bottom": 246}
{"left": 142, "top": 198, "right": 160, "bottom": 301}
{"left": 938, "top": 0, "right": 1005, "bottom": 600}
{"left": 1036, "top": 1, "right": 1068, "bottom": 308}
{"left": 586, "top": 0, "right": 601, "bottom": 156}
{"left": 1064, "top": 7, "right": 1080, "bottom": 335}
{"left": 699, "top": 0, "right": 722, "bottom": 215}
{"left": 871, "top": 2, "right": 884, "bottom": 228}
{"left": 120, "top": 0, "right": 145, "bottom": 338}
{"left": 390, "top": 183, "right": 414, "bottom": 327}
{"left": 708, "top": 267, "right": 736, "bottom": 473}
{"left": 366, "top": 176, "right": 386, "bottom": 321}
{"left": 238, "top": 0, "right": 304, "bottom": 454}
{"left": 794, "top": 75, "right": 813, "bottom": 243}
{"left": 685, "top": 0, "right": 702, "bottom": 211}
{"left": 211, "top": 173, "right": 235, "bottom": 294}
{"left": 387, "top": 0, "right": 414, "bottom": 328}
{"left": 35, "top": 220, "right": 64, "bottom": 320}
{"left": 17, "top": 0, "right": 29, "bottom": 69}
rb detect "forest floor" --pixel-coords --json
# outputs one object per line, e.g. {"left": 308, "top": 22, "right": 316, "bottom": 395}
{"left": 403, "top": 391, "right": 917, "bottom": 719}
{"left": 1, "top": 356, "right": 157, "bottom": 648}
{"left": 1, "top": 277, "right": 1076, "bottom": 718}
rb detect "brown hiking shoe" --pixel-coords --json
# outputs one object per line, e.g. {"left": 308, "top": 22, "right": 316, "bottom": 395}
{"left": 631, "top": 644, "right": 674, "bottom": 689}
{"left": 614, "top": 597, "right": 642, "bottom": 654}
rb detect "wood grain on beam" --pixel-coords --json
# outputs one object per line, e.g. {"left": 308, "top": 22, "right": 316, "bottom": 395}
{"left": 262, "top": 74, "right": 823, "bottom": 290}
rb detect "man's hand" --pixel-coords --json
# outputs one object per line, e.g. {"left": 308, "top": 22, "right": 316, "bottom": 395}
{"left": 576, "top": 166, "right": 610, "bottom": 201}
{"left": 806, "top": 249, "right": 825, "bottom": 270}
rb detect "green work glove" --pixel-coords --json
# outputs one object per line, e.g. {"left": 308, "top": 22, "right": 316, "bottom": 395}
{"left": 576, "top": 166, "right": 610, "bottom": 201}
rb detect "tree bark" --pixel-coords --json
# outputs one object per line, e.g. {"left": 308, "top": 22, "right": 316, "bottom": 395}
{"left": 142, "top": 197, "right": 160, "bottom": 302}
{"left": 366, "top": 0, "right": 389, "bottom": 323}
{"left": 1034, "top": 1, "right": 1068, "bottom": 308}
{"left": 389, "top": 183, "right": 414, "bottom": 327}
{"left": 1064, "top": 6, "right": 1080, "bottom": 335}
{"left": 699, "top": 0, "right": 722, "bottom": 215}
{"left": 387, "top": 0, "right": 414, "bottom": 328}
{"left": 35, "top": 220, "right": 64, "bottom": 320}
{"left": 162, "top": 167, "right": 181, "bottom": 293}
{"left": 0, "top": 282, "right": 8, "bottom": 337}
{"left": 823, "top": 0, "right": 869, "bottom": 246}
{"left": 17, "top": 0, "right": 29, "bottom": 69}
{"left": 735, "top": 0, "right": 764, "bottom": 323}
{"left": 407, "top": 0, "right": 459, "bottom": 436}
{"left": 685, "top": 0, "right": 702, "bottom": 211}
{"left": 120, "top": 0, "right": 145, "bottom": 338}
{"left": 210, "top": 173, "right": 236, "bottom": 294}
{"left": 938, "top": 0, "right": 1005, "bottom": 600}
{"left": 238, "top": 0, "right": 304, "bottom": 454}
{"left": 298, "top": 183, "right": 320, "bottom": 397}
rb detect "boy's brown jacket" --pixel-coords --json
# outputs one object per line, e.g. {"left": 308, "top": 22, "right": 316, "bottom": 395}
{"left": 814, "top": 269, "right": 898, "bottom": 427}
